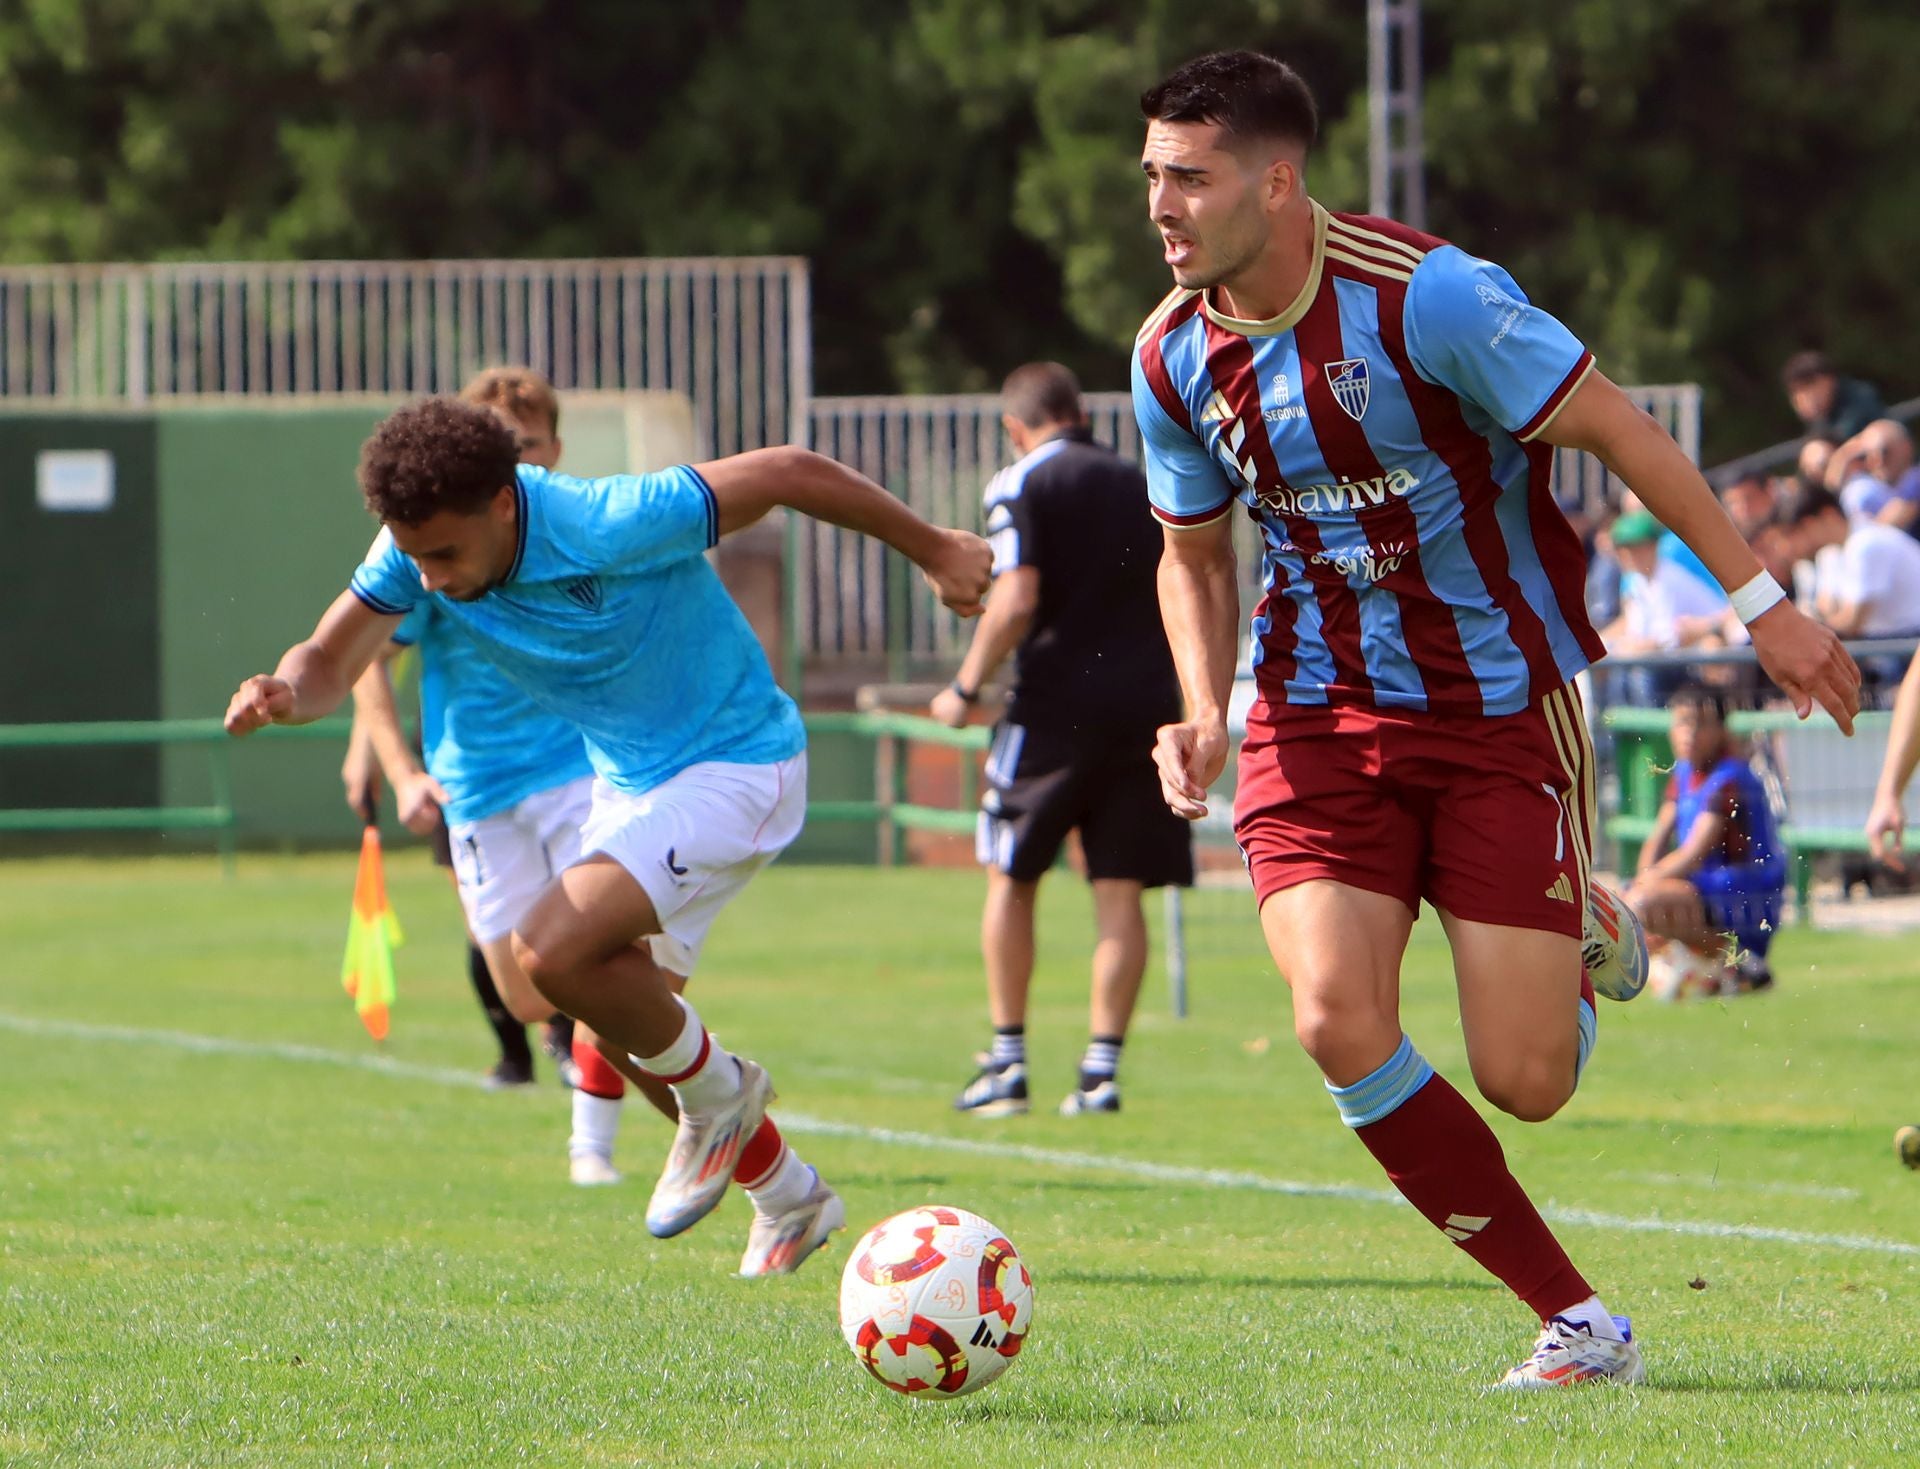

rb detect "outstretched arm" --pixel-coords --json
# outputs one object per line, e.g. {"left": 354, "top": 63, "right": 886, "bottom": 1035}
{"left": 225, "top": 590, "right": 401, "bottom": 736}
{"left": 1153, "top": 516, "right": 1240, "bottom": 820}
{"left": 696, "top": 446, "right": 992, "bottom": 615}
{"left": 1542, "top": 374, "right": 1861, "bottom": 733}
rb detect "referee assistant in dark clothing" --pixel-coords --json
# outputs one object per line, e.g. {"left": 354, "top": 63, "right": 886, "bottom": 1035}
{"left": 930, "top": 362, "right": 1193, "bottom": 1117}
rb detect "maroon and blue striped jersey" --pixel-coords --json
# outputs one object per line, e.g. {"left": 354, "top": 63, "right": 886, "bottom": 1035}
{"left": 1132, "top": 203, "right": 1606, "bottom": 717}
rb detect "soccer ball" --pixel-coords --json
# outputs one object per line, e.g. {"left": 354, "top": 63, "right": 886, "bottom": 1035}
{"left": 838, "top": 1205, "right": 1033, "bottom": 1398}
{"left": 1896, "top": 1125, "right": 1920, "bottom": 1171}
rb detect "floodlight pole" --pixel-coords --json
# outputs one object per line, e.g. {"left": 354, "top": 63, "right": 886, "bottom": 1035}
{"left": 1367, "top": 0, "right": 1427, "bottom": 230}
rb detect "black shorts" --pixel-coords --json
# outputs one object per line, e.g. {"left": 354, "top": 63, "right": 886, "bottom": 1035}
{"left": 977, "top": 719, "right": 1193, "bottom": 887}
{"left": 429, "top": 818, "right": 453, "bottom": 868}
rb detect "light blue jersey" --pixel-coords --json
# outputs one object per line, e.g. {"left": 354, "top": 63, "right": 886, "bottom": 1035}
{"left": 351, "top": 464, "right": 806, "bottom": 796}
{"left": 390, "top": 601, "right": 593, "bottom": 827}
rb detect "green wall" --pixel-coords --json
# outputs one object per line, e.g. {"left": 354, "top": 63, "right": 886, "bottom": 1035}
{"left": 0, "top": 415, "right": 161, "bottom": 808}
{"left": 155, "top": 403, "right": 397, "bottom": 843}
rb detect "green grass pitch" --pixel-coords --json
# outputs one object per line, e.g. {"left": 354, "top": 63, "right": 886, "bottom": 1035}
{"left": 1, "top": 854, "right": 1916, "bottom": 1467}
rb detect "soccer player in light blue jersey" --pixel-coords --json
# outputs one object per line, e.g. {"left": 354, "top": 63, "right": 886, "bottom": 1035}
{"left": 348, "top": 368, "right": 669, "bottom": 1189}
{"left": 227, "top": 398, "right": 991, "bottom": 1276}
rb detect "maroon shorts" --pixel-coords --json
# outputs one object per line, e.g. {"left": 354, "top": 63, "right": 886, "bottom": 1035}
{"left": 1233, "top": 684, "right": 1595, "bottom": 938}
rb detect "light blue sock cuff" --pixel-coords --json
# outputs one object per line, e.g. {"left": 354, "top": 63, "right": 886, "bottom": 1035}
{"left": 1575, "top": 997, "right": 1597, "bottom": 1085}
{"left": 1326, "top": 1034, "right": 1435, "bottom": 1129}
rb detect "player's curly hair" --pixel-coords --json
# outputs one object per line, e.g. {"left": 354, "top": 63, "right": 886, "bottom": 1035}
{"left": 358, "top": 397, "right": 520, "bottom": 526}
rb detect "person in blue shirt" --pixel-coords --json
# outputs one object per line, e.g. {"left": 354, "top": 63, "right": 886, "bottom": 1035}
{"left": 347, "top": 367, "right": 652, "bottom": 1188}
{"left": 1628, "top": 683, "right": 1787, "bottom": 994}
{"left": 226, "top": 397, "right": 990, "bottom": 1277}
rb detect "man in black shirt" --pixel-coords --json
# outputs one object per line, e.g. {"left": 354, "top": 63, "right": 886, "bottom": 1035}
{"left": 930, "top": 362, "right": 1193, "bottom": 1116}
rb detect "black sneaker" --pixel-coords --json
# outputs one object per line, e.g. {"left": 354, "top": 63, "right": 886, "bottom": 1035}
{"left": 953, "top": 1062, "right": 1029, "bottom": 1117}
{"left": 1058, "top": 1079, "right": 1122, "bottom": 1115}
{"left": 1733, "top": 952, "right": 1775, "bottom": 994}
{"left": 483, "top": 1058, "right": 536, "bottom": 1090}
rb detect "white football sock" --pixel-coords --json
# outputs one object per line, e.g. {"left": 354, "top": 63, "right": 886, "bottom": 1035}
{"left": 745, "top": 1154, "right": 817, "bottom": 1219}
{"left": 633, "top": 995, "right": 742, "bottom": 1113}
{"left": 569, "top": 1090, "right": 622, "bottom": 1161}
{"left": 1553, "top": 1295, "right": 1626, "bottom": 1341}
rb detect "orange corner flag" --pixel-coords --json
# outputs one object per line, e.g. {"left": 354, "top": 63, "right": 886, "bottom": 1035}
{"left": 341, "top": 823, "right": 404, "bottom": 1041}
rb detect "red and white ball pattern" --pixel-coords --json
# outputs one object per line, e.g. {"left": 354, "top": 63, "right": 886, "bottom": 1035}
{"left": 838, "top": 1205, "right": 1033, "bottom": 1398}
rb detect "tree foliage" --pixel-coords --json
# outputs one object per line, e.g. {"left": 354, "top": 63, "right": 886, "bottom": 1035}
{"left": 0, "top": 0, "right": 1913, "bottom": 452}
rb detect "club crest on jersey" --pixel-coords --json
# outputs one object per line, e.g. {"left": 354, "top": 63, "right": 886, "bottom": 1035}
{"left": 1325, "top": 358, "right": 1371, "bottom": 421}
{"left": 562, "top": 576, "right": 602, "bottom": 611}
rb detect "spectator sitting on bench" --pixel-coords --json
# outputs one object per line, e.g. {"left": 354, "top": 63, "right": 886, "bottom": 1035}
{"left": 1627, "top": 684, "right": 1786, "bottom": 997}
{"left": 1785, "top": 485, "right": 1920, "bottom": 698}
{"left": 1599, "top": 508, "right": 1736, "bottom": 703}
{"left": 1825, "top": 420, "right": 1920, "bottom": 536}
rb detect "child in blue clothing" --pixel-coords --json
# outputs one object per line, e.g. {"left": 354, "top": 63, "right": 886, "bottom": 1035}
{"left": 1628, "top": 683, "right": 1786, "bottom": 993}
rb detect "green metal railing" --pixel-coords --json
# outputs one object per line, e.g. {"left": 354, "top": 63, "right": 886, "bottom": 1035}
{"left": 1602, "top": 705, "right": 1892, "bottom": 919}
{"left": 0, "top": 710, "right": 988, "bottom": 874}
{"left": 802, "top": 711, "right": 988, "bottom": 865}
{"left": 0, "top": 718, "right": 355, "bottom": 875}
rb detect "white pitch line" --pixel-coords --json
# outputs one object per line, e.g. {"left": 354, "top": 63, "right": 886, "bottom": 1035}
{"left": 0, "top": 1012, "right": 488, "bottom": 1091}
{"left": 3, "top": 1010, "right": 1915, "bottom": 1260}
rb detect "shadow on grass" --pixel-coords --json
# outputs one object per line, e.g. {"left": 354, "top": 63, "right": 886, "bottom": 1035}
{"left": 1648, "top": 1365, "right": 1920, "bottom": 1395}
{"left": 945, "top": 1396, "right": 1192, "bottom": 1429}
{"left": 1048, "top": 1269, "right": 1496, "bottom": 1294}
{"left": 832, "top": 1175, "right": 1168, "bottom": 1196}
{"left": 830, "top": 1174, "right": 956, "bottom": 1189}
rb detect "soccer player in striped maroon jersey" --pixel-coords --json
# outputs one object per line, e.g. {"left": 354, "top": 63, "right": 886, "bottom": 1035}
{"left": 1131, "top": 50, "right": 1860, "bottom": 1388}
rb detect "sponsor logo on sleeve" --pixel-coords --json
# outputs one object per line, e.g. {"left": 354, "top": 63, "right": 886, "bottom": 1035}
{"left": 1475, "top": 282, "right": 1525, "bottom": 349}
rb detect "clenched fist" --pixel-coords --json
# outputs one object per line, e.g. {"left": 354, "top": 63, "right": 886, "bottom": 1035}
{"left": 225, "top": 675, "right": 294, "bottom": 736}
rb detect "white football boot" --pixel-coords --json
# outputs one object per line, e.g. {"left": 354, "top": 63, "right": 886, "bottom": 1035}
{"left": 1495, "top": 1315, "right": 1645, "bottom": 1389}
{"left": 1583, "top": 879, "right": 1650, "bottom": 1002}
{"left": 644, "top": 1057, "right": 773, "bottom": 1238}
{"left": 569, "top": 1153, "right": 621, "bottom": 1187}
{"left": 738, "top": 1169, "right": 847, "bottom": 1278}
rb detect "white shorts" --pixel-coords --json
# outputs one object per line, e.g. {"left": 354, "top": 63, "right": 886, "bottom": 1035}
{"left": 447, "top": 776, "right": 596, "bottom": 945}
{"left": 577, "top": 753, "right": 807, "bottom": 978}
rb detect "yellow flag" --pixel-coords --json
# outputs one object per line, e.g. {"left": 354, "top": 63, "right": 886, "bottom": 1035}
{"left": 341, "top": 825, "right": 403, "bottom": 1040}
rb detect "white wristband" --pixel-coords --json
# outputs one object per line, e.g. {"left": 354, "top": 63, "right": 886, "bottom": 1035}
{"left": 1728, "top": 570, "right": 1786, "bottom": 625}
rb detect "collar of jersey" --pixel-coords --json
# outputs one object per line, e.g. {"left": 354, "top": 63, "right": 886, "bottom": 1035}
{"left": 503, "top": 469, "right": 531, "bottom": 585}
{"left": 1199, "top": 199, "right": 1328, "bottom": 338}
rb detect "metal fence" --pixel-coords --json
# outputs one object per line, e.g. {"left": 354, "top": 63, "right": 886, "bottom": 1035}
{"left": 801, "top": 391, "right": 1144, "bottom": 670}
{"left": 0, "top": 257, "right": 811, "bottom": 458}
{"left": 1550, "top": 382, "right": 1700, "bottom": 511}
{"left": 800, "top": 382, "right": 1703, "bottom": 670}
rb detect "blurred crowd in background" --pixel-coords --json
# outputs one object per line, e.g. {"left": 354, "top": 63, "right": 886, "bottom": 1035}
{"left": 1586, "top": 352, "right": 1920, "bottom": 706}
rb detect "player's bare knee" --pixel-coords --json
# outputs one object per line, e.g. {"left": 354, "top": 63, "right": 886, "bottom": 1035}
{"left": 1477, "top": 1056, "right": 1575, "bottom": 1122}
{"left": 1292, "top": 993, "right": 1398, "bottom": 1078}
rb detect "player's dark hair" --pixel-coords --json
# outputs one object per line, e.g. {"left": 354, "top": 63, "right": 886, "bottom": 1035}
{"left": 1668, "top": 681, "right": 1728, "bottom": 724}
{"left": 1141, "top": 51, "right": 1318, "bottom": 152}
{"left": 1782, "top": 485, "right": 1845, "bottom": 527}
{"left": 1781, "top": 350, "right": 1833, "bottom": 388}
{"left": 359, "top": 397, "right": 520, "bottom": 526}
{"left": 1001, "top": 362, "right": 1084, "bottom": 429}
